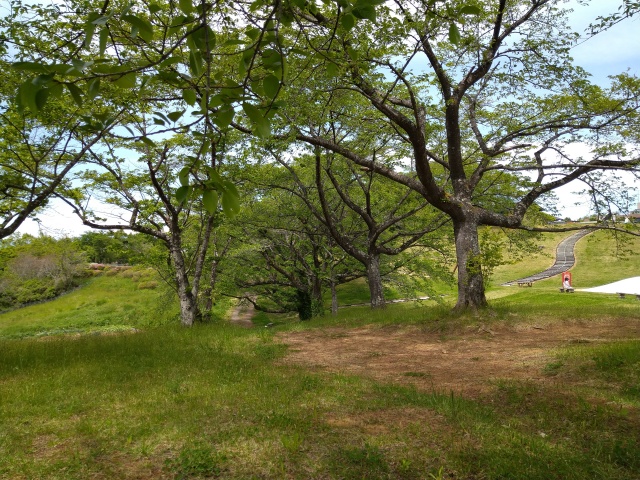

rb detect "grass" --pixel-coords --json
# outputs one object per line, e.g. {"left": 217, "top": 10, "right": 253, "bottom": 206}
{"left": 0, "top": 273, "right": 179, "bottom": 338}
{"left": 2, "top": 323, "right": 639, "bottom": 479}
{"left": 0, "top": 230, "right": 639, "bottom": 478}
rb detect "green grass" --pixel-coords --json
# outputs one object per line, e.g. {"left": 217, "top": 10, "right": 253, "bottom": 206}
{"left": 0, "top": 274, "right": 179, "bottom": 338}
{"left": 0, "top": 230, "right": 639, "bottom": 478}
{"left": 1, "top": 323, "right": 639, "bottom": 479}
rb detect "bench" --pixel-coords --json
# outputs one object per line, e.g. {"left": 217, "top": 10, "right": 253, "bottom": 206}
{"left": 617, "top": 293, "right": 640, "bottom": 300}
{"left": 518, "top": 281, "right": 533, "bottom": 287}
{"left": 559, "top": 287, "right": 575, "bottom": 293}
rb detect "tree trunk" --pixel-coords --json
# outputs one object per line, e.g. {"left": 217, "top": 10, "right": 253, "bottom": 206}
{"left": 296, "top": 289, "right": 313, "bottom": 320}
{"left": 311, "top": 274, "right": 324, "bottom": 317}
{"left": 170, "top": 241, "right": 199, "bottom": 326}
{"left": 203, "top": 258, "right": 219, "bottom": 315}
{"left": 366, "top": 255, "right": 386, "bottom": 309}
{"left": 453, "top": 217, "right": 487, "bottom": 311}
{"left": 330, "top": 278, "right": 338, "bottom": 316}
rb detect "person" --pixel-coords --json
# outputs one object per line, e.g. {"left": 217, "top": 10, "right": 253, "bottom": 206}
{"left": 563, "top": 277, "right": 571, "bottom": 290}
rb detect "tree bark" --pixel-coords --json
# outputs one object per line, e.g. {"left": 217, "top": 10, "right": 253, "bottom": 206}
{"left": 366, "top": 254, "right": 386, "bottom": 309}
{"left": 203, "top": 257, "right": 219, "bottom": 315}
{"left": 170, "top": 240, "right": 199, "bottom": 326}
{"left": 452, "top": 217, "right": 488, "bottom": 311}
{"left": 311, "top": 274, "right": 324, "bottom": 316}
{"left": 330, "top": 278, "right": 338, "bottom": 316}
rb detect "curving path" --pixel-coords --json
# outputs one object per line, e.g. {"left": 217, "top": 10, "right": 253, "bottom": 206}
{"left": 501, "top": 230, "right": 591, "bottom": 286}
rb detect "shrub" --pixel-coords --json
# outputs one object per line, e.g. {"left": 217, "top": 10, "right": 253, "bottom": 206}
{"left": 138, "top": 281, "right": 159, "bottom": 290}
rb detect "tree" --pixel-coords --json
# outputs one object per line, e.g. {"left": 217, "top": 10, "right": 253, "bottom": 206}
{"left": 274, "top": 0, "right": 640, "bottom": 310}
{"left": 64, "top": 132, "right": 239, "bottom": 326}
{"left": 225, "top": 162, "right": 364, "bottom": 318}
{"left": 0, "top": 56, "right": 120, "bottom": 239}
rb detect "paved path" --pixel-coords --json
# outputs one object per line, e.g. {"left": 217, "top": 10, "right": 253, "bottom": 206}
{"left": 501, "top": 230, "right": 591, "bottom": 286}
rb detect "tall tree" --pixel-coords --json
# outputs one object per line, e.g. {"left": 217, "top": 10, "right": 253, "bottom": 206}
{"left": 275, "top": 0, "right": 640, "bottom": 310}
{"left": 64, "top": 132, "right": 239, "bottom": 326}
{"left": 226, "top": 162, "right": 363, "bottom": 318}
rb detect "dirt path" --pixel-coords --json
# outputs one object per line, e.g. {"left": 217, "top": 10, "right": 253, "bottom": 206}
{"left": 277, "top": 318, "right": 640, "bottom": 396}
{"left": 229, "top": 301, "right": 256, "bottom": 328}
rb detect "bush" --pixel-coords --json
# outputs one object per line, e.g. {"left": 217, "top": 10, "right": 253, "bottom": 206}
{"left": 13, "top": 278, "right": 58, "bottom": 305}
{"left": 138, "top": 281, "right": 159, "bottom": 290}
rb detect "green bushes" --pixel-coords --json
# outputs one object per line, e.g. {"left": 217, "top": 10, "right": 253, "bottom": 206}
{"left": 0, "top": 235, "right": 87, "bottom": 310}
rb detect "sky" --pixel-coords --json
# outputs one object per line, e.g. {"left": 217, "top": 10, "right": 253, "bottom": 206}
{"left": 14, "top": 0, "right": 640, "bottom": 237}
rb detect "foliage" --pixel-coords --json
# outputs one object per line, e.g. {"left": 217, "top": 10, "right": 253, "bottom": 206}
{"left": 0, "top": 234, "right": 87, "bottom": 309}
{"left": 76, "top": 231, "right": 155, "bottom": 265}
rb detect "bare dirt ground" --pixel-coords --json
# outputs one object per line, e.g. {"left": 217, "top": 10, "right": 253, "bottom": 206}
{"left": 277, "top": 318, "right": 640, "bottom": 396}
{"left": 229, "top": 301, "right": 256, "bottom": 328}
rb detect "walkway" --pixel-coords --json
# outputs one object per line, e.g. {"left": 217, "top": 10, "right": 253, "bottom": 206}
{"left": 501, "top": 230, "right": 591, "bottom": 286}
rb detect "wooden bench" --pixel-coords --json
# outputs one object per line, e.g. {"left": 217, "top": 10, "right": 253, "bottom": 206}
{"left": 518, "top": 281, "right": 533, "bottom": 287}
{"left": 559, "top": 287, "right": 575, "bottom": 293}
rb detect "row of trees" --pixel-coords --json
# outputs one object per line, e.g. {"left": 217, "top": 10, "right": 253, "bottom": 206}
{"left": 1, "top": 0, "right": 639, "bottom": 324}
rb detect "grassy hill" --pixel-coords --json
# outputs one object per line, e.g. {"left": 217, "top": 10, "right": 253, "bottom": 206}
{"left": 0, "top": 230, "right": 639, "bottom": 479}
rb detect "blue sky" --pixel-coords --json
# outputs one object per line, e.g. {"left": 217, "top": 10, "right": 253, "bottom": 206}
{"left": 15, "top": 1, "right": 640, "bottom": 236}
{"left": 553, "top": 1, "right": 640, "bottom": 219}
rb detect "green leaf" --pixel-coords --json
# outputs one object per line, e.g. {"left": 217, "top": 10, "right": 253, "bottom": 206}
{"left": 167, "top": 110, "right": 185, "bottom": 122}
{"left": 159, "top": 56, "right": 183, "bottom": 68}
{"left": 183, "top": 88, "right": 197, "bottom": 106}
{"left": 205, "top": 166, "right": 223, "bottom": 185}
{"left": 140, "top": 136, "right": 155, "bottom": 147}
{"left": 175, "top": 185, "right": 189, "bottom": 204}
{"left": 114, "top": 72, "right": 137, "bottom": 88}
{"left": 33, "top": 73, "right": 54, "bottom": 86}
{"left": 178, "top": 0, "right": 194, "bottom": 14}
{"left": 91, "top": 15, "right": 110, "bottom": 26}
{"left": 179, "top": 166, "right": 190, "bottom": 186}
{"left": 84, "top": 20, "right": 97, "bottom": 48}
{"left": 202, "top": 189, "right": 218, "bottom": 214}
{"left": 352, "top": 0, "right": 376, "bottom": 21}
{"left": 35, "top": 88, "right": 50, "bottom": 110}
{"left": 214, "top": 106, "right": 235, "bottom": 129}
{"left": 221, "top": 184, "right": 240, "bottom": 217}
{"left": 49, "top": 82, "right": 63, "bottom": 99}
{"left": 189, "top": 50, "right": 203, "bottom": 77}
{"left": 66, "top": 83, "right": 84, "bottom": 107}
{"left": 149, "top": 3, "right": 162, "bottom": 14}
{"left": 326, "top": 62, "right": 338, "bottom": 78}
{"left": 18, "top": 81, "right": 41, "bottom": 112}
{"left": 341, "top": 13, "right": 356, "bottom": 30}
{"left": 245, "top": 27, "right": 261, "bottom": 41}
{"left": 460, "top": 5, "right": 481, "bottom": 15}
{"left": 189, "top": 26, "right": 216, "bottom": 52}
{"left": 449, "top": 23, "right": 461, "bottom": 44}
{"left": 87, "top": 78, "right": 100, "bottom": 99}
{"left": 11, "top": 62, "right": 48, "bottom": 73}
{"left": 99, "top": 27, "right": 109, "bottom": 56}
{"left": 263, "top": 74, "right": 280, "bottom": 99}
{"left": 122, "top": 15, "right": 154, "bottom": 42}
{"left": 242, "top": 103, "right": 271, "bottom": 138}
{"left": 154, "top": 111, "right": 170, "bottom": 123}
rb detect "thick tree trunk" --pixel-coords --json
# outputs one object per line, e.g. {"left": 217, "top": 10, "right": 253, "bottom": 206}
{"left": 366, "top": 255, "right": 386, "bottom": 309}
{"left": 296, "top": 289, "right": 313, "bottom": 320}
{"left": 170, "top": 241, "right": 199, "bottom": 326}
{"left": 453, "top": 217, "right": 487, "bottom": 310}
